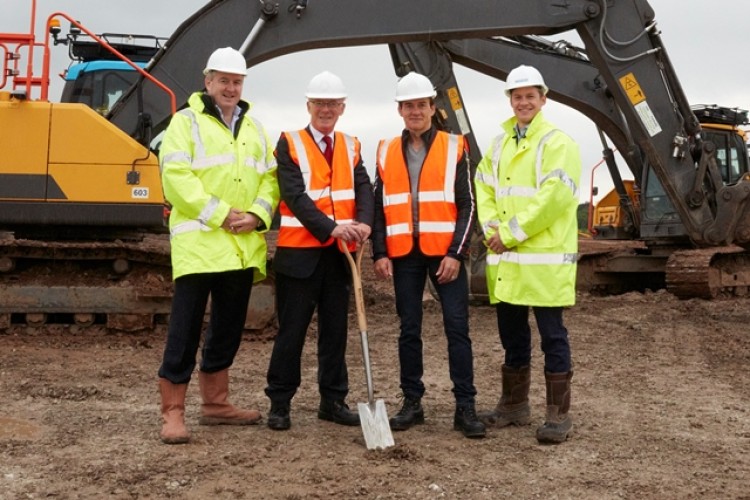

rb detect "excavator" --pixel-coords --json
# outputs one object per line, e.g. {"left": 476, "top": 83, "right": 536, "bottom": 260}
{"left": 2, "top": 0, "right": 749, "bottom": 331}
{"left": 109, "top": 0, "right": 750, "bottom": 301}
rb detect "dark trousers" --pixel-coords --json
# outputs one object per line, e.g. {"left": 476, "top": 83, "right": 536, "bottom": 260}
{"left": 495, "top": 302, "right": 571, "bottom": 373}
{"left": 158, "top": 268, "right": 254, "bottom": 384}
{"left": 392, "top": 248, "right": 477, "bottom": 407}
{"left": 265, "top": 246, "right": 351, "bottom": 403}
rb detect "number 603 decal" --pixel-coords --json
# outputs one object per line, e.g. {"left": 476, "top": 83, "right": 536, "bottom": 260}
{"left": 131, "top": 188, "right": 150, "bottom": 199}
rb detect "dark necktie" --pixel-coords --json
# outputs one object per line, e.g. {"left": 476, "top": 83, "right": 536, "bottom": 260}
{"left": 322, "top": 135, "right": 333, "bottom": 166}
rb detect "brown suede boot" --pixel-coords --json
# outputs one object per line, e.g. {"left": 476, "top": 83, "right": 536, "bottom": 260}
{"left": 479, "top": 364, "right": 531, "bottom": 427}
{"left": 159, "top": 378, "right": 190, "bottom": 444}
{"left": 198, "top": 369, "right": 262, "bottom": 425}
{"left": 536, "top": 371, "right": 573, "bottom": 444}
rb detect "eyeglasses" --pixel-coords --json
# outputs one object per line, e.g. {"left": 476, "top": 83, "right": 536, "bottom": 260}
{"left": 309, "top": 100, "right": 344, "bottom": 109}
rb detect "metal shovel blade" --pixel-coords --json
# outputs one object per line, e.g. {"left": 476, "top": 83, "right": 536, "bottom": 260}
{"left": 358, "top": 399, "right": 395, "bottom": 450}
{"left": 342, "top": 243, "right": 395, "bottom": 450}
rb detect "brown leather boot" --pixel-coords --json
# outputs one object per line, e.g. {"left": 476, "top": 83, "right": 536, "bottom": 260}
{"left": 479, "top": 364, "right": 531, "bottom": 427}
{"left": 536, "top": 371, "right": 573, "bottom": 444}
{"left": 159, "top": 378, "right": 190, "bottom": 444}
{"left": 198, "top": 368, "right": 262, "bottom": 425}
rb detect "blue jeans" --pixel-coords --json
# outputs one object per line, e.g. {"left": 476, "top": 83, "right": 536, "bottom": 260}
{"left": 495, "top": 302, "right": 571, "bottom": 373}
{"left": 392, "top": 248, "right": 477, "bottom": 406}
{"left": 158, "top": 269, "right": 254, "bottom": 384}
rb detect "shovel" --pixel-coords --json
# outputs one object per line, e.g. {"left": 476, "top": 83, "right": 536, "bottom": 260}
{"left": 342, "top": 243, "right": 395, "bottom": 450}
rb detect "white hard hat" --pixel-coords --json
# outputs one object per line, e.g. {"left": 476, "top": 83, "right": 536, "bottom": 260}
{"left": 504, "top": 65, "right": 548, "bottom": 97}
{"left": 395, "top": 72, "right": 437, "bottom": 102}
{"left": 203, "top": 47, "right": 247, "bottom": 76}
{"left": 305, "top": 71, "right": 347, "bottom": 99}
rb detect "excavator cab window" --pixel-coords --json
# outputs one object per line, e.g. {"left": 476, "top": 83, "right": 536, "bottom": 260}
{"left": 701, "top": 129, "right": 748, "bottom": 185}
{"left": 642, "top": 170, "right": 679, "bottom": 222}
{"left": 692, "top": 105, "right": 749, "bottom": 185}
{"left": 60, "top": 62, "right": 141, "bottom": 115}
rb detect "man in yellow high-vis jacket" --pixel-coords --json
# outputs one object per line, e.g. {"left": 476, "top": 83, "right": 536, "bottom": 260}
{"left": 474, "top": 65, "right": 581, "bottom": 444}
{"left": 157, "top": 47, "right": 279, "bottom": 444}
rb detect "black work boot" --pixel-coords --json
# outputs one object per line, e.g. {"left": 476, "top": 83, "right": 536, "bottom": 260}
{"left": 454, "top": 404, "right": 486, "bottom": 438}
{"left": 267, "top": 401, "right": 291, "bottom": 431}
{"left": 318, "top": 400, "right": 360, "bottom": 426}
{"left": 389, "top": 397, "right": 424, "bottom": 431}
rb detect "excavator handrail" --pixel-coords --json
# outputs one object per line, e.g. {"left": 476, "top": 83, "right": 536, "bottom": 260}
{"left": 40, "top": 13, "right": 176, "bottom": 115}
{"left": 0, "top": 42, "right": 18, "bottom": 90}
{"left": 0, "top": 37, "right": 38, "bottom": 96}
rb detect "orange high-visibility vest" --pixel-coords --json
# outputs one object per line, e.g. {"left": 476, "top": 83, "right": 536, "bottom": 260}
{"left": 376, "top": 131, "right": 462, "bottom": 258}
{"left": 278, "top": 130, "right": 359, "bottom": 250}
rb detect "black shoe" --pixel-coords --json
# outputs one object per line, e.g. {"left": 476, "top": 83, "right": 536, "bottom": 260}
{"left": 267, "top": 401, "right": 291, "bottom": 431}
{"left": 454, "top": 405, "right": 486, "bottom": 439}
{"left": 318, "top": 400, "right": 360, "bottom": 426}
{"left": 389, "top": 397, "right": 424, "bottom": 431}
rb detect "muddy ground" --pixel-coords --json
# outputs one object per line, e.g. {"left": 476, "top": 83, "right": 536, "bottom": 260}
{"left": 1, "top": 263, "right": 749, "bottom": 499}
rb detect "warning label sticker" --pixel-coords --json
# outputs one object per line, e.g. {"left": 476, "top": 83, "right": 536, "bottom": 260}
{"left": 635, "top": 101, "right": 662, "bottom": 137}
{"left": 447, "top": 87, "right": 462, "bottom": 110}
{"left": 619, "top": 73, "right": 646, "bottom": 105}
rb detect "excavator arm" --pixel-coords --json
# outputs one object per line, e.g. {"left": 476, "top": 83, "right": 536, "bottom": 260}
{"left": 110, "top": 0, "right": 750, "bottom": 250}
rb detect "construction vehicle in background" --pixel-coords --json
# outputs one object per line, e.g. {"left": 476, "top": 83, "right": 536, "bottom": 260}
{"left": 2, "top": 0, "right": 750, "bottom": 332}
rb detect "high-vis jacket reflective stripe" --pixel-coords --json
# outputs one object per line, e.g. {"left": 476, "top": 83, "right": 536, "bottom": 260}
{"left": 376, "top": 131, "right": 462, "bottom": 258}
{"left": 278, "top": 130, "right": 359, "bottom": 250}
{"left": 160, "top": 92, "right": 279, "bottom": 282}
{"left": 475, "top": 112, "right": 581, "bottom": 306}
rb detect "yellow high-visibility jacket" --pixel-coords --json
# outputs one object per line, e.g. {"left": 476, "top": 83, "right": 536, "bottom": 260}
{"left": 475, "top": 112, "right": 581, "bottom": 306}
{"left": 160, "top": 92, "right": 279, "bottom": 281}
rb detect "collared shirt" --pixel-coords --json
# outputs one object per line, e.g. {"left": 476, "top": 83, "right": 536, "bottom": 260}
{"left": 513, "top": 124, "right": 528, "bottom": 143}
{"left": 308, "top": 125, "right": 334, "bottom": 154}
{"left": 214, "top": 104, "right": 243, "bottom": 130}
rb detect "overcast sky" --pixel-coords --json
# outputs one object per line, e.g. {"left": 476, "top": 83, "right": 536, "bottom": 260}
{"left": 4, "top": 1, "right": 749, "bottom": 202}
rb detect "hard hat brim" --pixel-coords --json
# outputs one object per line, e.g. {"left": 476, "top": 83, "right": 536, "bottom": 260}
{"left": 504, "top": 84, "right": 549, "bottom": 97}
{"left": 203, "top": 68, "right": 248, "bottom": 76}
{"left": 305, "top": 92, "right": 348, "bottom": 99}
{"left": 395, "top": 91, "right": 437, "bottom": 102}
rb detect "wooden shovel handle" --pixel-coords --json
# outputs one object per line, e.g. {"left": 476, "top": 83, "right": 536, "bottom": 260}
{"left": 342, "top": 244, "right": 367, "bottom": 333}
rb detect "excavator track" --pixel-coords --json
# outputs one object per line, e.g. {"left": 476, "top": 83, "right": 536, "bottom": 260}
{"left": 0, "top": 230, "right": 173, "bottom": 331}
{"left": 665, "top": 246, "right": 750, "bottom": 299}
{"left": 0, "top": 231, "right": 275, "bottom": 332}
{"left": 575, "top": 239, "right": 668, "bottom": 295}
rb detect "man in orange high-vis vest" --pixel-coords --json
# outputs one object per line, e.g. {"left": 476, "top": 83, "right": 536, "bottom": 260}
{"left": 265, "top": 71, "right": 374, "bottom": 431}
{"left": 372, "top": 73, "right": 485, "bottom": 439}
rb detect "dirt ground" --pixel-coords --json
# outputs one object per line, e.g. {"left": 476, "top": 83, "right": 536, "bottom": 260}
{"left": 1, "top": 262, "right": 749, "bottom": 500}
